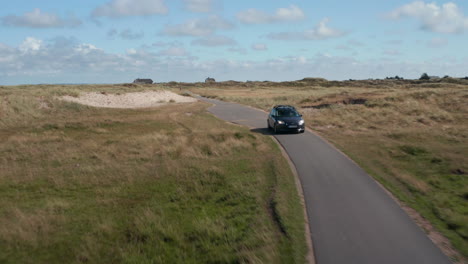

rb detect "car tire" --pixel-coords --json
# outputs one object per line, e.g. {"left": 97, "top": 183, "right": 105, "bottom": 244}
{"left": 267, "top": 121, "right": 271, "bottom": 130}
{"left": 273, "top": 124, "right": 278, "bottom": 134}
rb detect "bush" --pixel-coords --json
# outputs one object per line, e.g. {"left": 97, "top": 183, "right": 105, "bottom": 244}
{"left": 419, "top": 73, "right": 430, "bottom": 80}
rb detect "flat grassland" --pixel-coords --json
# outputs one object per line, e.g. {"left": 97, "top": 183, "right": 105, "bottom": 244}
{"left": 187, "top": 78, "right": 468, "bottom": 260}
{"left": 0, "top": 85, "right": 306, "bottom": 263}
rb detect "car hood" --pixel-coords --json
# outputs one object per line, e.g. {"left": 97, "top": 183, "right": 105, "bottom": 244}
{"left": 278, "top": 117, "right": 302, "bottom": 122}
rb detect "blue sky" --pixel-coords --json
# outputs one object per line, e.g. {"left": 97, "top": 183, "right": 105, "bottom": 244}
{"left": 1, "top": 0, "right": 467, "bottom": 84}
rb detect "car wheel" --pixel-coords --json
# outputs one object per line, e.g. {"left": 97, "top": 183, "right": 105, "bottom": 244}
{"left": 267, "top": 121, "right": 271, "bottom": 130}
{"left": 273, "top": 124, "right": 278, "bottom": 134}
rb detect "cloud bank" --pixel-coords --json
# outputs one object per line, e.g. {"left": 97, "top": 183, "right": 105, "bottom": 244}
{"left": 1, "top": 8, "right": 81, "bottom": 28}
{"left": 161, "top": 15, "right": 234, "bottom": 36}
{"left": 183, "top": 0, "right": 216, "bottom": 13}
{"left": 268, "top": 18, "right": 345, "bottom": 40}
{"left": 92, "top": 0, "right": 168, "bottom": 18}
{"left": 387, "top": 1, "right": 468, "bottom": 34}
{"left": 237, "top": 5, "right": 305, "bottom": 24}
{"left": 1, "top": 37, "right": 466, "bottom": 85}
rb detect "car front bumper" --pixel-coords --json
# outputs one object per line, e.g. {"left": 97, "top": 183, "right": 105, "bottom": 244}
{"left": 276, "top": 123, "right": 305, "bottom": 132}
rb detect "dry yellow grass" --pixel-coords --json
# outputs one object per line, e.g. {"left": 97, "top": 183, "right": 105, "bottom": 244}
{"left": 0, "top": 84, "right": 307, "bottom": 263}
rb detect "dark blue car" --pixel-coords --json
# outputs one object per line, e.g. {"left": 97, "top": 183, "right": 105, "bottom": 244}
{"left": 267, "top": 105, "right": 305, "bottom": 133}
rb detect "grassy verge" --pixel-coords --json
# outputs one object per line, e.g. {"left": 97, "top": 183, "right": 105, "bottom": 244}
{"left": 188, "top": 78, "right": 468, "bottom": 261}
{"left": 0, "top": 85, "right": 306, "bottom": 263}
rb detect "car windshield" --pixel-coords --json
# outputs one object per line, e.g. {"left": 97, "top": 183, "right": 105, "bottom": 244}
{"left": 277, "top": 109, "right": 300, "bottom": 117}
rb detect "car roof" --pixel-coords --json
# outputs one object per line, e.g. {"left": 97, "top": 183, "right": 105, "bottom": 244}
{"left": 273, "top": 105, "right": 296, "bottom": 109}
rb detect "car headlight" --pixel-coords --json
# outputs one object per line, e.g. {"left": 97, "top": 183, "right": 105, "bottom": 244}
{"left": 277, "top": 120, "right": 285, "bottom": 125}
{"left": 298, "top": 120, "right": 304, "bottom": 125}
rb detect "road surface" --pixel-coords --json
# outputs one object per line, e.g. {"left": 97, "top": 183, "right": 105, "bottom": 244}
{"left": 196, "top": 95, "right": 451, "bottom": 264}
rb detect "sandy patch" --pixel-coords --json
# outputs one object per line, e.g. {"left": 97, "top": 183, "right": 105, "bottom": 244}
{"left": 61, "top": 90, "right": 197, "bottom": 108}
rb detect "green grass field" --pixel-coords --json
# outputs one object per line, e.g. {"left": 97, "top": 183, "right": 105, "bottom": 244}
{"left": 188, "top": 78, "right": 468, "bottom": 262}
{"left": 0, "top": 85, "right": 306, "bottom": 263}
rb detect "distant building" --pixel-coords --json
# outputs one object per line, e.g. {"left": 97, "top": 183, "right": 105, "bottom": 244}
{"left": 133, "top": 78, "right": 153, "bottom": 84}
{"left": 205, "top": 77, "right": 216, "bottom": 83}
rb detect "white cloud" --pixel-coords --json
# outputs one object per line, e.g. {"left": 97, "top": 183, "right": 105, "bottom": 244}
{"left": 191, "top": 35, "right": 237, "bottom": 46}
{"left": 120, "top": 29, "right": 144, "bottom": 39}
{"left": 108, "top": 28, "right": 144, "bottom": 40}
{"left": 275, "top": 5, "right": 306, "bottom": 21}
{"left": 268, "top": 18, "right": 345, "bottom": 40}
{"left": 152, "top": 41, "right": 183, "bottom": 47}
{"left": 19, "top": 37, "right": 42, "bottom": 53}
{"left": 227, "top": 47, "right": 248, "bottom": 55}
{"left": 1, "top": 37, "right": 121, "bottom": 81}
{"left": 237, "top": 9, "right": 269, "bottom": 24}
{"left": 92, "top": 0, "right": 168, "bottom": 18}
{"left": 75, "top": 44, "right": 100, "bottom": 54}
{"left": 251, "top": 43, "right": 268, "bottom": 51}
{"left": 1, "top": 8, "right": 81, "bottom": 28}
{"left": 0, "top": 44, "right": 15, "bottom": 64}
{"left": 127, "top": 48, "right": 137, "bottom": 55}
{"left": 237, "top": 5, "right": 305, "bottom": 24}
{"left": 183, "top": 0, "right": 215, "bottom": 13}
{"left": 161, "top": 15, "right": 234, "bottom": 36}
{"left": 387, "top": 1, "right": 468, "bottom": 34}
{"left": 312, "top": 18, "right": 345, "bottom": 39}
{"left": 0, "top": 43, "right": 12, "bottom": 51}
{"left": 158, "top": 47, "right": 189, "bottom": 56}
{"left": 383, "top": 49, "right": 402, "bottom": 56}
{"left": 427, "top": 37, "right": 448, "bottom": 48}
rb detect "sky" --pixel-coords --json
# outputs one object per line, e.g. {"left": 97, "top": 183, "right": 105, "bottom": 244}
{"left": 0, "top": 0, "right": 467, "bottom": 84}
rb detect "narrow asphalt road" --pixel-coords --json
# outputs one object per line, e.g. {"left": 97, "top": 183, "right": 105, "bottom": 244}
{"left": 196, "top": 95, "right": 452, "bottom": 264}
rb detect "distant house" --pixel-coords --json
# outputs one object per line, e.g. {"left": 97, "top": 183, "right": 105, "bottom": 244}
{"left": 133, "top": 78, "right": 153, "bottom": 84}
{"left": 205, "top": 77, "right": 216, "bottom": 83}
{"left": 428, "top": 76, "right": 440, "bottom": 79}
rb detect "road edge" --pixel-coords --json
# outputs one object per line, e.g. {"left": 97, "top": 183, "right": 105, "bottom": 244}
{"left": 270, "top": 135, "right": 316, "bottom": 264}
